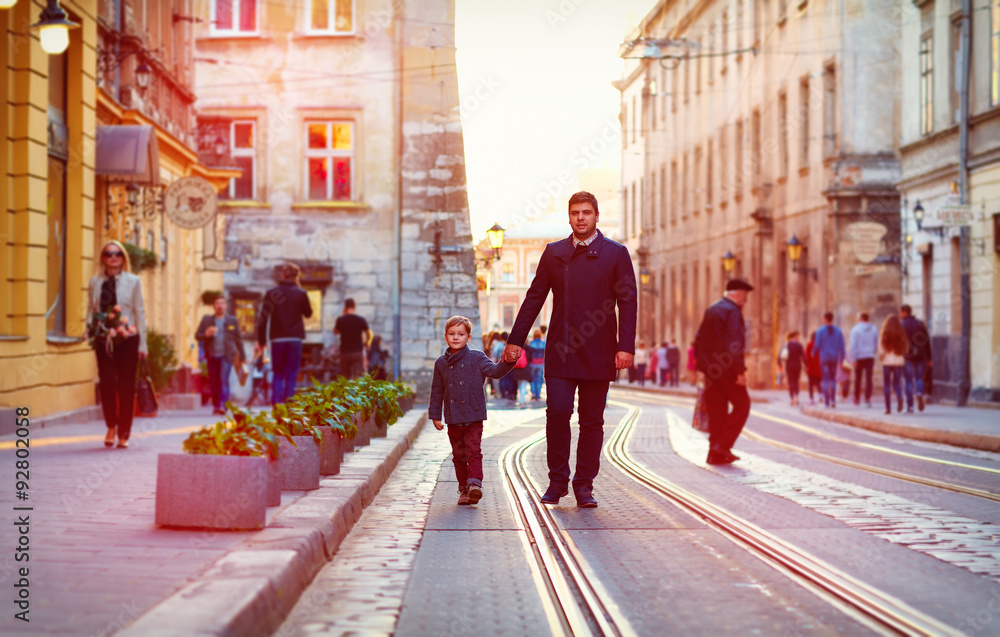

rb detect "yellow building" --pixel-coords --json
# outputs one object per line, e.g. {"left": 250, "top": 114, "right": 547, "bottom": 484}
{"left": 1, "top": 0, "right": 236, "bottom": 419}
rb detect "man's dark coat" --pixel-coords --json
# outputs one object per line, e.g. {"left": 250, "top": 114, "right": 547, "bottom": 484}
{"left": 694, "top": 297, "right": 747, "bottom": 379}
{"left": 508, "top": 230, "right": 637, "bottom": 381}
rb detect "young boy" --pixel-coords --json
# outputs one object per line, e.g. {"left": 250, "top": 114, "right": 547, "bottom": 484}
{"left": 429, "top": 316, "right": 515, "bottom": 505}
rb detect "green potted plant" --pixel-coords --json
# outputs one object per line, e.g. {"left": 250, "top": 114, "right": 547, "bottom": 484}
{"left": 292, "top": 380, "right": 356, "bottom": 474}
{"left": 393, "top": 380, "right": 416, "bottom": 413}
{"left": 272, "top": 402, "right": 323, "bottom": 490}
{"left": 356, "top": 377, "right": 404, "bottom": 437}
{"left": 217, "top": 403, "right": 291, "bottom": 505}
{"left": 156, "top": 417, "right": 274, "bottom": 530}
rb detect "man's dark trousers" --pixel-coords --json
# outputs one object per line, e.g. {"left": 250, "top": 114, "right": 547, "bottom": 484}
{"left": 340, "top": 351, "right": 364, "bottom": 379}
{"left": 545, "top": 378, "right": 609, "bottom": 490}
{"left": 853, "top": 358, "right": 874, "bottom": 403}
{"left": 704, "top": 374, "right": 750, "bottom": 452}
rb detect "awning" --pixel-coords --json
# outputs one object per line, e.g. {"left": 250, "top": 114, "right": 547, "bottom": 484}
{"left": 94, "top": 125, "right": 160, "bottom": 185}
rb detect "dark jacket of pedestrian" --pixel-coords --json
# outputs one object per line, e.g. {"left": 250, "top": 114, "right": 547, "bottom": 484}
{"left": 429, "top": 345, "right": 515, "bottom": 424}
{"left": 507, "top": 230, "right": 637, "bottom": 381}
{"left": 256, "top": 281, "right": 312, "bottom": 345}
{"left": 667, "top": 344, "right": 681, "bottom": 370}
{"left": 694, "top": 297, "right": 746, "bottom": 378}
{"left": 784, "top": 340, "right": 806, "bottom": 371}
{"left": 195, "top": 314, "right": 244, "bottom": 363}
{"left": 901, "top": 315, "right": 933, "bottom": 363}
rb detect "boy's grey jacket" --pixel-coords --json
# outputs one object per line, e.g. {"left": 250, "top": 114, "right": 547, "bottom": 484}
{"left": 429, "top": 346, "right": 515, "bottom": 424}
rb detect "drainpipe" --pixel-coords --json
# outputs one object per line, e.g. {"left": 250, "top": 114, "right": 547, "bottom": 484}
{"left": 957, "top": 0, "right": 971, "bottom": 406}
{"left": 392, "top": 6, "right": 404, "bottom": 381}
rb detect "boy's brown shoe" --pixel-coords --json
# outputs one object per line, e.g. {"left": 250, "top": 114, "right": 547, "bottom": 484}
{"left": 467, "top": 484, "right": 483, "bottom": 505}
{"left": 457, "top": 487, "right": 470, "bottom": 505}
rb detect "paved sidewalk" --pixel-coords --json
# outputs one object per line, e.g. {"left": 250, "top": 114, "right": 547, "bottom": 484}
{"left": 613, "top": 380, "right": 1000, "bottom": 452}
{"left": 0, "top": 402, "right": 426, "bottom": 636}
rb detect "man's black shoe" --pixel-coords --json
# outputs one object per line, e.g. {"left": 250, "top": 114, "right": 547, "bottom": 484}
{"left": 540, "top": 485, "right": 568, "bottom": 504}
{"left": 706, "top": 451, "right": 735, "bottom": 465}
{"left": 575, "top": 490, "right": 598, "bottom": 508}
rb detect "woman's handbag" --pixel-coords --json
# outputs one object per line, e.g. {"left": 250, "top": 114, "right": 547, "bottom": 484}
{"left": 135, "top": 359, "right": 159, "bottom": 417}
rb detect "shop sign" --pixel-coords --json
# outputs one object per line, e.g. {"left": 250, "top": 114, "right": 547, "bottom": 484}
{"left": 164, "top": 177, "right": 217, "bottom": 229}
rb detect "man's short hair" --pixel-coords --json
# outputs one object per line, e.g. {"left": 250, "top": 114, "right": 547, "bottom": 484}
{"left": 539, "top": 325, "right": 547, "bottom": 334}
{"left": 568, "top": 191, "right": 599, "bottom": 215}
{"left": 823, "top": 311, "right": 834, "bottom": 322}
{"left": 281, "top": 263, "right": 300, "bottom": 281}
{"left": 900, "top": 304, "right": 912, "bottom": 316}
{"left": 500, "top": 331, "right": 508, "bottom": 340}
{"left": 344, "top": 298, "right": 356, "bottom": 310}
{"left": 445, "top": 315, "right": 472, "bottom": 335}
{"left": 859, "top": 312, "right": 869, "bottom": 321}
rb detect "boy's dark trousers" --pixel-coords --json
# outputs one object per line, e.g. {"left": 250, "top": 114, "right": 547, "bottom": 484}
{"left": 448, "top": 422, "right": 484, "bottom": 488}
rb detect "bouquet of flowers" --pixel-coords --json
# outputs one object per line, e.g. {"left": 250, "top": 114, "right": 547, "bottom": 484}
{"left": 87, "top": 304, "right": 137, "bottom": 355}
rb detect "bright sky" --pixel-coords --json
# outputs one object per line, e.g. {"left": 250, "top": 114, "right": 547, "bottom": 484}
{"left": 455, "top": 0, "right": 654, "bottom": 239}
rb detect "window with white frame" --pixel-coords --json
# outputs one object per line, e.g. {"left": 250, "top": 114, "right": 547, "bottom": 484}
{"left": 308, "top": 0, "right": 355, "bottom": 34}
{"left": 211, "top": 0, "right": 258, "bottom": 35}
{"left": 502, "top": 261, "right": 515, "bottom": 284}
{"left": 920, "top": 33, "right": 934, "bottom": 135}
{"left": 227, "top": 120, "right": 256, "bottom": 200}
{"left": 305, "top": 121, "right": 354, "bottom": 201}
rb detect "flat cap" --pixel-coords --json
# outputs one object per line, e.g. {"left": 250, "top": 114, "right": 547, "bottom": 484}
{"left": 725, "top": 278, "right": 754, "bottom": 292}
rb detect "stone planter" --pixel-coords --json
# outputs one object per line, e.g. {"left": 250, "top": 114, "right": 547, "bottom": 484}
{"left": 266, "top": 456, "right": 282, "bottom": 506}
{"left": 374, "top": 413, "right": 388, "bottom": 438}
{"left": 353, "top": 413, "right": 371, "bottom": 447}
{"left": 397, "top": 394, "right": 414, "bottom": 413}
{"left": 316, "top": 426, "right": 343, "bottom": 475}
{"left": 155, "top": 453, "right": 267, "bottom": 530}
{"left": 279, "top": 436, "right": 320, "bottom": 490}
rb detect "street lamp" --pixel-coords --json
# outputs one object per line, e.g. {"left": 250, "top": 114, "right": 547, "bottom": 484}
{"left": 32, "top": 0, "right": 79, "bottom": 55}
{"left": 135, "top": 60, "right": 153, "bottom": 91}
{"left": 486, "top": 222, "right": 505, "bottom": 261}
{"left": 912, "top": 200, "right": 925, "bottom": 231}
{"left": 0, "top": 0, "right": 19, "bottom": 10}
{"left": 786, "top": 234, "right": 818, "bottom": 280}
{"left": 640, "top": 268, "right": 651, "bottom": 286}
{"left": 722, "top": 250, "right": 736, "bottom": 278}
{"left": 126, "top": 181, "right": 140, "bottom": 207}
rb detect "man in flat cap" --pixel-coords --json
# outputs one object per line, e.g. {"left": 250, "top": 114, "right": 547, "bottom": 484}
{"left": 694, "top": 278, "right": 754, "bottom": 464}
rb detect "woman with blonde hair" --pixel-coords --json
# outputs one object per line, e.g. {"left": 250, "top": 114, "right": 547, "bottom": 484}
{"left": 878, "top": 314, "right": 909, "bottom": 415}
{"left": 87, "top": 240, "right": 147, "bottom": 448}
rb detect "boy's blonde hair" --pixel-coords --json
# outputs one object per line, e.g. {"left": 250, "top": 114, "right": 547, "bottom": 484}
{"left": 445, "top": 315, "right": 472, "bottom": 335}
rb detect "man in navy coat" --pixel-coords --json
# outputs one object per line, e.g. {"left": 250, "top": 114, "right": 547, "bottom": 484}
{"left": 504, "top": 191, "right": 637, "bottom": 508}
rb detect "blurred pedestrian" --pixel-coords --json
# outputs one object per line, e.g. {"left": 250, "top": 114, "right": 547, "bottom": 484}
{"left": 656, "top": 341, "right": 669, "bottom": 386}
{"left": 195, "top": 294, "right": 245, "bottom": 415}
{"left": 814, "top": 312, "right": 846, "bottom": 408}
{"left": 782, "top": 331, "right": 806, "bottom": 406}
{"left": 849, "top": 312, "right": 879, "bottom": 407}
{"left": 367, "top": 334, "right": 390, "bottom": 380}
{"left": 528, "top": 329, "right": 546, "bottom": 401}
{"left": 246, "top": 351, "right": 271, "bottom": 408}
{"left": 900, "top": 305, "right": 933, "bottom": 412}
{"left": 694, "top": 278, "right": 754, "bottom": 465}
{"left": 686, "top": 341, "right": 697, "bottom": 385}
{"left": 878, "top": 314, "right": 908, "bottom": 414}
{"left": 88, "top": 240, "right": 146, "bottom": 449}
{"left": 490, "top": 331, "right": 507, "bottom": 399}
{"left": 255, "top": 263, "right": 312, "bottom": 405}
{"left": 668, "top": 339, "right": 682, "bottom": 387}
{"left": 334, "top": 298, "right": 370, "bottom": 379}
{"left": 634, "top": 341, "right": 649, "bottom": 387}
{"left": 804, "top": 331, "right": 823, "bottom": 405}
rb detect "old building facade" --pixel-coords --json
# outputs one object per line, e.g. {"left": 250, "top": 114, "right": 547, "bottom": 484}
{"left": 194, "top": 0, "right": 476, "bottom": 397}
{"left": 619, "top": 0, "right": 903, "bottom": 388}
{"left": 897, "top": 0, "right": 1000, "bottom": 405}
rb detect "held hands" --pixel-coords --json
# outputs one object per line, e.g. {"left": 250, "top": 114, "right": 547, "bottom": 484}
{"left": 502, "top": 344, "right": 522, "bottom": 364}
{"left": 615, "top": 351, "right": 633, "bottom": 370}
{"left": 433, "top": 419, "right": 444, "bottom": 431}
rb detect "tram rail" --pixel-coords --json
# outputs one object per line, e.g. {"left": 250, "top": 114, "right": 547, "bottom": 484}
{"left": 616, "top": 389, "right": 1000, "bottom": 503}
{"left": 499, "top": 429, "right": 635, "bottom": 637}
{"left": 605, "top": 400, "right": 966, "bottom": 636}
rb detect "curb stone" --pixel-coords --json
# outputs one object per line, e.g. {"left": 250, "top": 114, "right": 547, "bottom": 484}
{"left": 800, "top": 406, "right": 1000, "bottom": 452}
{"left": 120, "top": 408, "right": 428, "bottom": 637}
